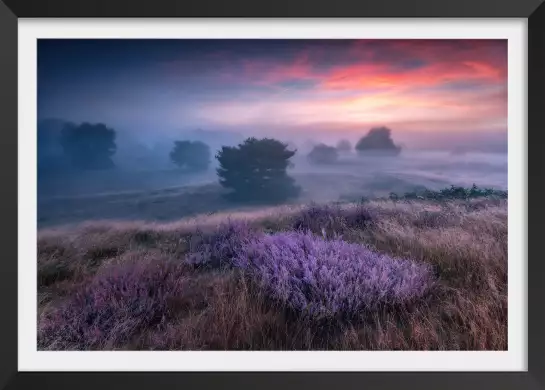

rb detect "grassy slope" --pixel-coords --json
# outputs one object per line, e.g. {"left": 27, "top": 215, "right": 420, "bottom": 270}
{"left": 37, "top": 195, "right": 507, "bottom": 350}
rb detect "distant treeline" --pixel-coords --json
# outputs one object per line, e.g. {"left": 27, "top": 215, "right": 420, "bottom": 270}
{"left": 307, "top": 127, "right": 401, "bottom": 164}
{"left": 38, "top": 119, "right": 405, "bottom": 202}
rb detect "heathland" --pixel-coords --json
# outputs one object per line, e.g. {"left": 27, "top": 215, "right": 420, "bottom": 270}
{"left": 38, "top": 187, "right": 507, "bottom": 350}
{"left": 37, "top": 126, "right": 508, "bottom": 350}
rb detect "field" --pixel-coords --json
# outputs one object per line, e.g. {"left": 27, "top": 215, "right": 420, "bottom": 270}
{"left": 37, "top": 195, "right": 507, "bottom": 350}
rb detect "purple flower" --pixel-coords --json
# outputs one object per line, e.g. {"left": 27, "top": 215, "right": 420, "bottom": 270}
{"left": 233, "top": 231, "right": 434, "bottom": 319}
{"left": 38, "top": 258, "right": 187, "bottom": 349}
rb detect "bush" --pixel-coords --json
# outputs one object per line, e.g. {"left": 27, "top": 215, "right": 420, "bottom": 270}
{"left": 216, "top": 137, "right": 301, "bottom": 202}
{"left": 60, "top": 122, "right": 117, "bottom": 170}
{"left": 355, "top": 127, "right": 401, "bottom": 156}
{"left": 390, "top": 184, "right": 508, "bottom": 202}
{"left": 38, "top": 256, "right": 188, "bottom": 350}
{"left": 307, "top": 144, "right": 339, "bottom": 164}
{"left": 232, "top": 231, "right": 434, "bottom": 319}
{"left": 170, "top": 140, "right": 211, "bottom": 171}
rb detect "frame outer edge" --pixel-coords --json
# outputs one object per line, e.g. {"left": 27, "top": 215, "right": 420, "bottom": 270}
{"left": 0, "top": 0, "right": 540, "bottom": 388}
{"left": 1, "top": 0, "right": 544, "bottom": 18}
{"left": 0, "top": 0, "right": 18, "bottom": 389}
{"left": 528, "top": 1, "right": 545, "bottom": 389}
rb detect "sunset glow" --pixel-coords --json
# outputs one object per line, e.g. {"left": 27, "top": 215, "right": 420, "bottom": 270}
{"left": 39, "top": 39, "right": 507, "bottom": 136}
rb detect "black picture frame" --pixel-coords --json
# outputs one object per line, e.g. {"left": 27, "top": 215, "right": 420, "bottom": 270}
{"left": 1, "top": 0, "right": 542, "bottom": 389}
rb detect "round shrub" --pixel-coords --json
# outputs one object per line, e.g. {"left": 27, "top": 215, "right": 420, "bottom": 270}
{"left": 232, "top": 231, "right": 434, "bottom": 319}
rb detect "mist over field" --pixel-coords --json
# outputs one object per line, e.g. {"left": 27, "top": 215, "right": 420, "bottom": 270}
{"left": 38, "top": 138, "right": 507, "bottom": 228}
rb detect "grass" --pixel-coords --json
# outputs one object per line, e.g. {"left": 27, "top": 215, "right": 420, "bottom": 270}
{"left": 37, "top": 188, "right": 507, "bottom": 350}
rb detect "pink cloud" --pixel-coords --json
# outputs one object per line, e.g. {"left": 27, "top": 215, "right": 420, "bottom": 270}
{"left": 232, "top": 39, "right": 507, "bottom": 93}
{"left": 321, "top": 59, "right": 505, "bottom": 91}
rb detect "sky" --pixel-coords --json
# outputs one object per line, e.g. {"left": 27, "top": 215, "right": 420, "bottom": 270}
{"left": 38, "top": 39, "right": 507, "bottom": 146}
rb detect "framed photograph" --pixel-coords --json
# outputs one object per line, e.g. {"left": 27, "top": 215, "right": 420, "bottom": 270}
{"left": 0, "top": 0, "right": 542, "bottom": 388}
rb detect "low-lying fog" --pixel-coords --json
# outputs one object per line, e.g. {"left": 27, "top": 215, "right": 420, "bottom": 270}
{"left": 37, "top": 148, "right": 507, "bottom": 228}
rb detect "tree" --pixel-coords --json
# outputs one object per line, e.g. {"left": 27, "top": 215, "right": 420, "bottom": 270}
{"left": 307, "top": 143, "right": 338, "bottom": 164}
{"left": 60, "top": 122, "right": 117, "bottom": 170}
{"left": 336, "top": 139, "right": 352, "bottom": 153}
{"left": 170, "top": 140, "right": 211, "bottom": 171}
{"left": 216, "top": 137, "right": 301, "bottom": 202}
{"left": 355, "top": 127, "right": 401, "bottom": 155}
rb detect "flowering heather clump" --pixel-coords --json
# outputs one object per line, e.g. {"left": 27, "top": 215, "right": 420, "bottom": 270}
{"left": 292, "top": 204, "right": 347, "bottom": 235}
{"left": 186, "top": 219, "right": 259, "bottom": 268}
{"left": 233, "top": 231, "right": 434, "bottom": 319}
{"left": 292, "top": 204, "right": 374, "bottom": 238}
{"left": 38, "top": 257, "right": 188, "bottom": 350}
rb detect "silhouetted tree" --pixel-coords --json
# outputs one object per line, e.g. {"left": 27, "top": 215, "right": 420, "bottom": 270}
{"left": 307, "top": 144, "right": 338, "bottom": 164}
{"left": 60, "top": 122, "right": 117, "bottom": 170}
{"left": 336, "top": 139, "right": 352, "bottom": 152}
{"left": 216, "top": 137, "right": 300, "bottom": 202}
{"left": 355, "top": 127, "right": 401, "bottom": 155}
{"left": 170, "top": 140, "right": 211, "bottom": 171}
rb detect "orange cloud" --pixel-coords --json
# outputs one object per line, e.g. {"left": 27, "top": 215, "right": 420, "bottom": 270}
{"left": 321, "top": 60, "right": 504, "bottom": 91}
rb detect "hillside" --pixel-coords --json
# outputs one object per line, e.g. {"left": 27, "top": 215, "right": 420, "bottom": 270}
{"left": 37, "top": 190, "right": 507, "bottom": 351}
